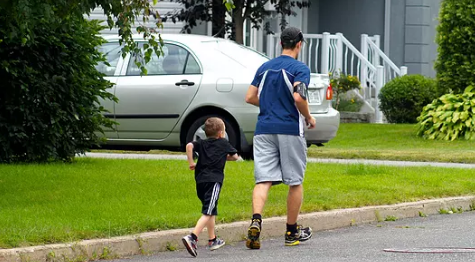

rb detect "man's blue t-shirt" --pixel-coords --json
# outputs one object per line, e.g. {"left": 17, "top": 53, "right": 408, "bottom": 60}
{"left": 251, "top": 55, "right": 311, "bottom": 136}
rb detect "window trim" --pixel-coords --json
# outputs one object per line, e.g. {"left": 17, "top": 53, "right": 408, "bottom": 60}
{"left": 96, "top": 42, "right": 126, "bottom": 77}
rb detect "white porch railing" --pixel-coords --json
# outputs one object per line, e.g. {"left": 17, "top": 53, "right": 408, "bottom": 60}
{"left": 361, "top": 34, "right": 408, "bottom": 87}
{"left": 264, "top": 32, "right": 408, "bottom": 123}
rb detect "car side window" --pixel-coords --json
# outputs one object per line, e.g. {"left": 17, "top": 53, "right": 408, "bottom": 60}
{"left": 96, "top": 43, "right": 121, "bottom": 76}
{"left": 184, "top": 54, "right": 201, "bottom": 74}
{"left": 126, "top": 44, "right": 200, "bottom": 76}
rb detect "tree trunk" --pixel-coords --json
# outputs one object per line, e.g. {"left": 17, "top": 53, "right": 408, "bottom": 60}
{"left": 212, "top": 0, "right": 226, "bottom": 37}
{"left": 335, "top": 92, "right": 341, "bottom": 110}
{"left": 232, "top": 0, "right": 244, "bottom": 44}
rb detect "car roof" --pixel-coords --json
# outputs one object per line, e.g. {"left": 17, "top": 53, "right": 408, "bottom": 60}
{"left": 101, "top": 33, "right": 233, "bottom": 45}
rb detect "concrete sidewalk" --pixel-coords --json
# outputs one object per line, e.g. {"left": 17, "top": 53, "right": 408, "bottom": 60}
{"left": 81, "top": 152, "right": 475, "bottom": 169}
{"left": 2, "top": 153, "right": 474, "bottom": 262}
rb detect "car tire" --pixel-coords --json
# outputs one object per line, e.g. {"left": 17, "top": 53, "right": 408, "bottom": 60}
{"left": 185, "top": 115, "right": 239, "bottom": 151}
{"left": 240, "top": 147, "right": 254, "bottom": 160}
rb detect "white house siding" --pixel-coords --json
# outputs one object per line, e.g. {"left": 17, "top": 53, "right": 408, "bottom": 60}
{"left": 84, "top": 1, "right": 185, "bottom": 35}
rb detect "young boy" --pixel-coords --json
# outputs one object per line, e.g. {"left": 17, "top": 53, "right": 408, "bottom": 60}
{"left": 182, "top": 117, "right": 239, "bottom": 257}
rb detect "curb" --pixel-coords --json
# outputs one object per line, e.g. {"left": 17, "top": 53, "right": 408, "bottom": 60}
{"left": 1, "top": 196, "right": 474, "bottom": 262}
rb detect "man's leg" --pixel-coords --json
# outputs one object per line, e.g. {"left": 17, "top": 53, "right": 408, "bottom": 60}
{"left": 287, "top": 184, "right": 303, "bottom": 225}
{"left": 247, "top": 135, "right": 281, "bottom": 249}
{"left": 279, "top": 135, "right": 312, "bottom": 246}
{"left": 252, "top": 182, "right": 273, "bottom": 215}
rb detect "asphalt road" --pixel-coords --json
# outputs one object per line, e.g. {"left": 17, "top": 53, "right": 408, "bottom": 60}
{"left": 112, "top": 211, "right": 475, "bottom": 262}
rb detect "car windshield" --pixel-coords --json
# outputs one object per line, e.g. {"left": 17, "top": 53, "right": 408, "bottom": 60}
{"left": 212, "top": 41, "right": 270, "bottom": 68}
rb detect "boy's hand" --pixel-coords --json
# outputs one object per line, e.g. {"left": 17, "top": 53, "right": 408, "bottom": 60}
{"left": 227, "top": 153, "right": 240, "bottom": 161}
{"left": 189, "top": 162, "right": 196, "bottom": 170}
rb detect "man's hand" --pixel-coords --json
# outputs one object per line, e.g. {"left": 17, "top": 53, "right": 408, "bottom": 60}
{"left": 189, "top": 162, "right": 196, "bottom": 170}
{"left": 306, "top": 116, "right": 316, "bottom": 129}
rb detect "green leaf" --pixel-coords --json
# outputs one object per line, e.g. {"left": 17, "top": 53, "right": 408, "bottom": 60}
{"left": 440, "top": 111, "right": 454, "bottom": 120}
{"left": 461, "top": 111, "right": 469, "bottom": 121}
{"left": 464, "top": 85, "right": 474, "bottom": 93}
{"left": 223, "top": 0, "right": 235, "bottom": 11}
{"left": 452, "top": 112, "right": 461, "bottom": 123}
{"left": 466, "top": 119, "right": 472, "bottom": 127}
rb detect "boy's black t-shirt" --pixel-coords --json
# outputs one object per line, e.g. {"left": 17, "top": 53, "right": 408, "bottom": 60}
{"left": 193, "top": 138, "right": 237, "bottom": 184}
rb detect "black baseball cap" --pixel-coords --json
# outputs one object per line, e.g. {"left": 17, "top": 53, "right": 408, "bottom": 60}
{"left": 280, "top": 27, "right": 305, "bottom": 46}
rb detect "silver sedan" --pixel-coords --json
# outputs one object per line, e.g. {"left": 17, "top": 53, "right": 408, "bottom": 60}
{"left": 96, "top": 34, "right": 340, "bottom": 158}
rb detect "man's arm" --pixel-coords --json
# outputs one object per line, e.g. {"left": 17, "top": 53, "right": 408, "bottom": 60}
{"left": 293, "top": 81, "right": 316, "bottom": 129}
{"left": 245, "top": 85, "right": 259, "bottom": 107}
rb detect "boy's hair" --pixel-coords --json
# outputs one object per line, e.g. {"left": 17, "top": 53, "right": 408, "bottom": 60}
{"left": 204, "top": 117, "right": 225, "bottom": 138}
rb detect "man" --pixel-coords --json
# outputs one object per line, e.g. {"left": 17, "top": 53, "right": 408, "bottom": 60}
{"left": 244, "top": 26, "right": 316, "bottom": 249}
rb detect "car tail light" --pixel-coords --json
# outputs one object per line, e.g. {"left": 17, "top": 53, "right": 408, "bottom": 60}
{"left": 326, "top": 84, "right": 333, "bottom": 100}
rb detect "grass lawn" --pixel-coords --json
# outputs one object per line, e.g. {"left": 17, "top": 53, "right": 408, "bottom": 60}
{"left": 92, "top": 124, "right": 475, "bottom": 163}
{"left": 308, "top": 123, "right": 475, "bottom": 163}
{"left": 1, "top": 158, "right": 475, "bottom": 248}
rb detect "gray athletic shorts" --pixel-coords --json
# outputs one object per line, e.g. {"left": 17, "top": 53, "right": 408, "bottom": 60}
{"left": 253, "top": 134, "right": 307, "bottom": 186}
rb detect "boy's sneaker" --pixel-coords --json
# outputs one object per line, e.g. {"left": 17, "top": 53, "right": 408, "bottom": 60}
{"left": 246, "top": 219, "right": 261, "bottom": 249}
{"left": 208, "top": 238, "right": 225, "bottom": 251}
{"left": 284, "top": 225, "right": 313, "bottom": 246}
{"left": 182, "top": 235, "right": 198, "bottom": 257}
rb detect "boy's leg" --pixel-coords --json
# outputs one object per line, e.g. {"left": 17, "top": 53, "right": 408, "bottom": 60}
{"left": 192, "top": 214, "right": 213, "bottom": 237}
{"left": 183, "top": 214, "right": 212, "bottom": 257}
{"left": 183, "top": 182, "right": 220, "bottom": 257}
{"left": 206, "top": 215, "right": 216, "bottom": 240}
{"left": 206, "top": 216, "right": 226, "bottom": 251}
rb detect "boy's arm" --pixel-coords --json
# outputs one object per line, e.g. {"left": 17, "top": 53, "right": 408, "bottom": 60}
{"left": 185, "top": 142, "right": 196, "bottom": 170}
{"left": 226, "top": 153, "right": 240, "bottom": 161}
{"left": 226, "top": 142, "right": 239, "bottom": 161}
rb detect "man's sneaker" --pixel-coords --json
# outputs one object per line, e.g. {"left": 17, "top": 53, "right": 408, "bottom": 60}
{"left": 246, "top": 219, "right": 261, "bottom": 249}
{"left": 182, "top": 235, "right": 198, "bottom": 257}
{"left": 208, "top": 238, "right": 225, "bottom": 251}
{"left": 284, "top": 225, "right": 313, "bottom": 246}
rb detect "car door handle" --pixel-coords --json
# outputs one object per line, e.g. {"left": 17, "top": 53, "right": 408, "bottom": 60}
{"left": 175, "top": 80, "right": 195, "bottom": 86}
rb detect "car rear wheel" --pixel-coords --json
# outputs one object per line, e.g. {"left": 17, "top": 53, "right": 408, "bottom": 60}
{"left": 185, "top": 115, "right": 239, "bottom": 151}
{"left": 240, "top": 146, "right": 254, "bottom": 160}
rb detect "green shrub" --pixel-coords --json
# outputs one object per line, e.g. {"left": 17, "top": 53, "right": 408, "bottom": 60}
{"left": 435, "top": 0, "right": 475, "bottom": 95}
{"left": 336, "top": 96, "right": 364, "bottom": 112}
{"left": 0, "top": 17, "right": 115, "bottom": 162}
{"left": 417, "top": 86, "right": 475, "bottom": 141}
{"left": 379, "top": 75, "right": 438, "bottom": 124}
{"left": 329, "top": 72, "right": 361, "bottom": 110}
